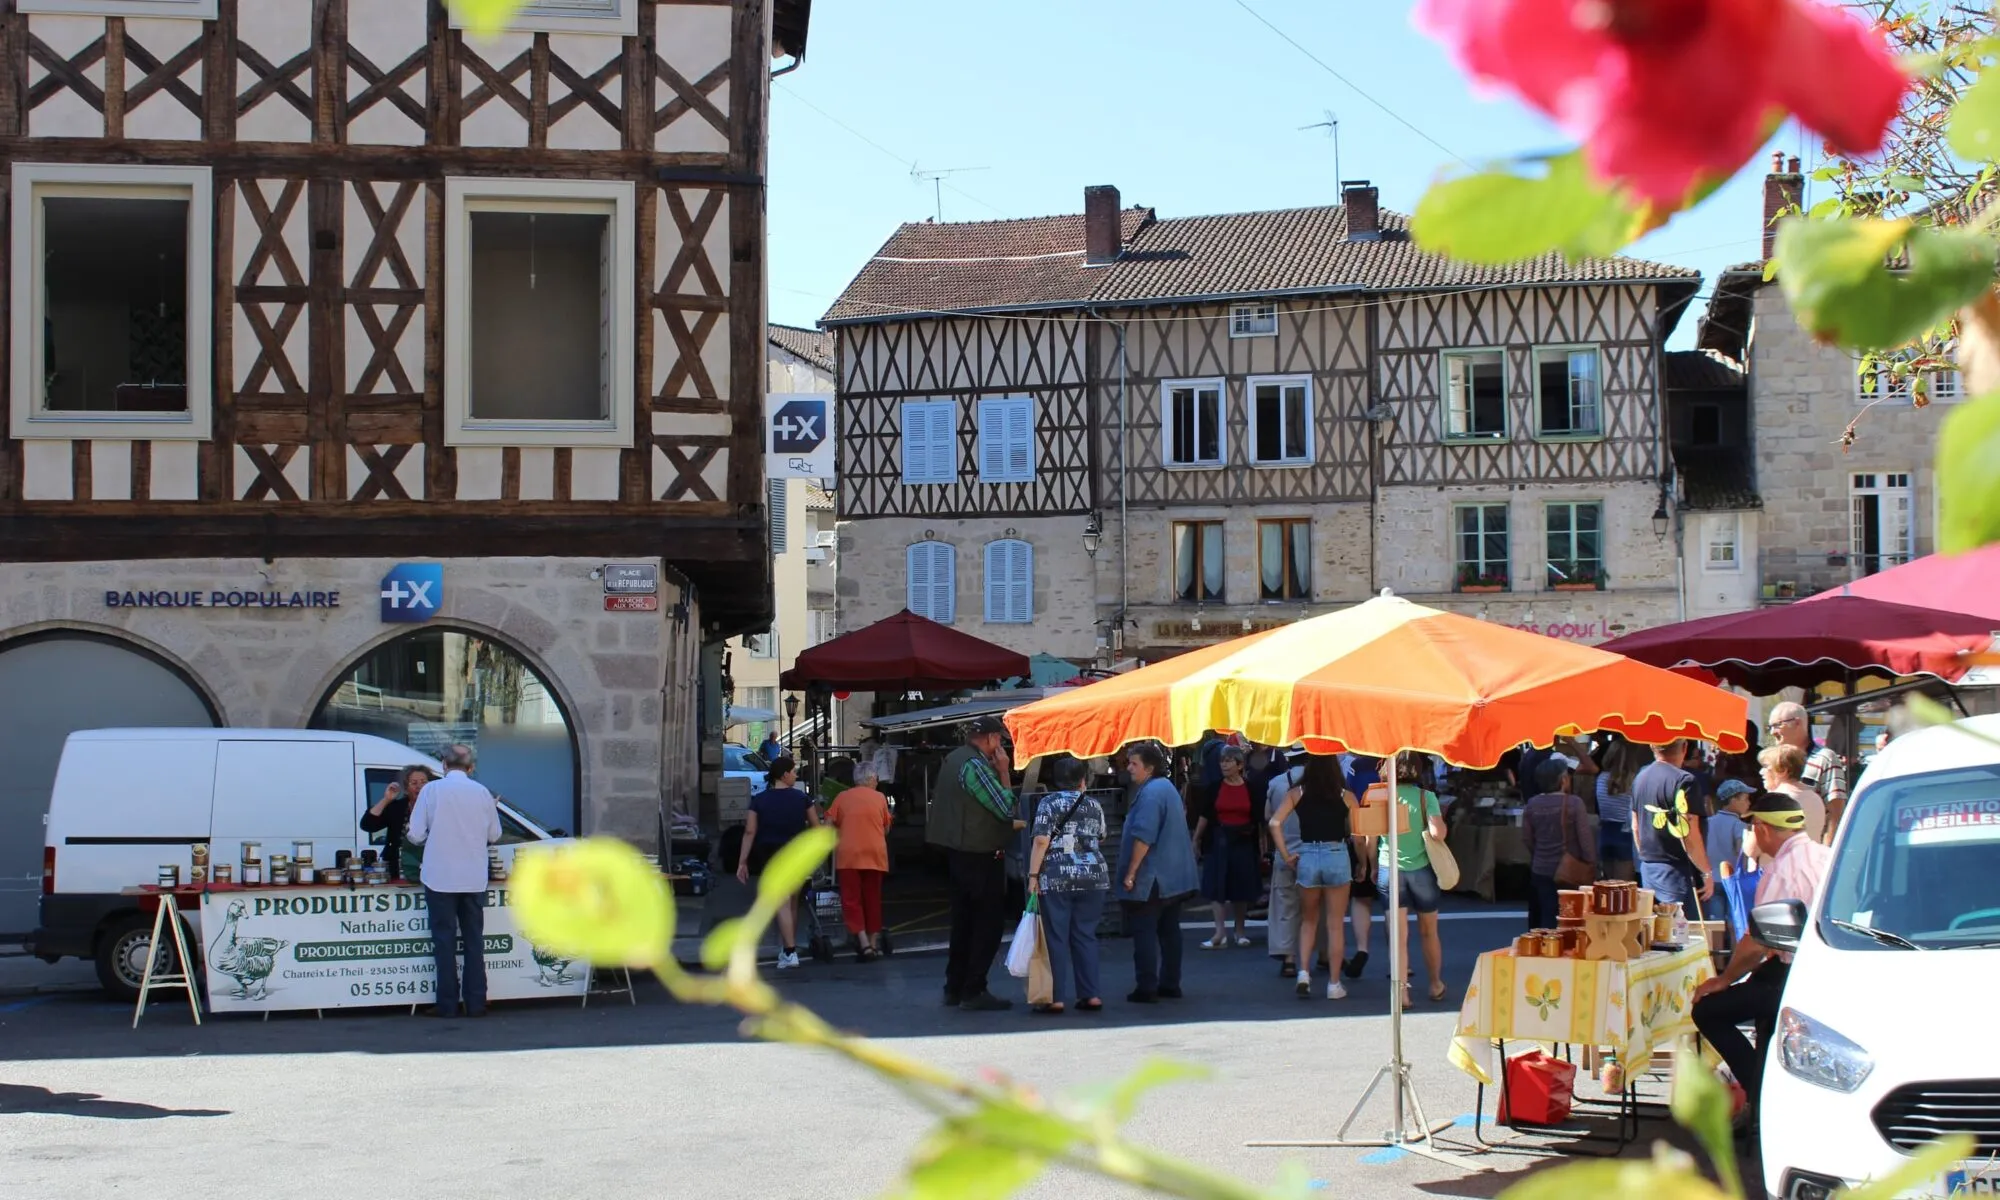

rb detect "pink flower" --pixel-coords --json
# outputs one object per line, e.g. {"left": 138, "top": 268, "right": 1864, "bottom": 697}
{"left": 1416, "top": 0, "right": 1908, "bottom": 205}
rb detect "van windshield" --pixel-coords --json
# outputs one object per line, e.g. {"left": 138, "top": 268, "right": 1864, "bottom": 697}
{"left": 1820, "top": 762, "right": 2000, "bottom": 950}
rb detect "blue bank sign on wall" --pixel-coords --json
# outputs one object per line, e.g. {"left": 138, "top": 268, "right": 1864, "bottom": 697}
{"left": 105, "top": 589, "right": 342, "bottom": 609}
{"left": 379, "top": 563, "right": 443, "bottom": 623}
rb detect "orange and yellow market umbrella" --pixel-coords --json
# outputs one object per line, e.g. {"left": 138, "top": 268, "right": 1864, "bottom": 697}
{"left": 1005, "top": 593, "right": 1749, "bottom": 767}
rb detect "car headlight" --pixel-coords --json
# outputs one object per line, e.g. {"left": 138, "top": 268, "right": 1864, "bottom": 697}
{"left": 1779, "top": 1007, "right": 1874, "bottom": 1093}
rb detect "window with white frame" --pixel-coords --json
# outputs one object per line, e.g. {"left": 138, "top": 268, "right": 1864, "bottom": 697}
{"left": 900, "top": 400, "right": 957, "bottom": 484}
{"left": 983, "top": 539, "right": 1034, "bottom": 623}
{"left": 15, "top": 1, "right": 216, "bottom": 17}
{"left": 1533, "top": 346, "right": 1602, "bottom": 437}
{"left": 745, "top": 629, "right": 777, "bottom": 659}
{"left": 444, "top": 178, "right": 634, "bottom": 447}
{"left": 1930, "top": 367, "right": 1964, "bottom": 403}
{"left": 1441, "top": 349, "right": 1508, "bottom": 440}
{"left": 10, "top": 163, "right": 214, "bottom": 441}
{"left": 976, "top": 396, "right": 1035, "bottom": 483}
{"left": 1230, "top": 303, "right": 1277, "bottom": 338}
{"left": 1163, "top": 379, "right": 1224, "bottom": 467}
{"left": 447, "top": 0, "right": 636, "bottom": 35}
{"left": 1703, "top": 514, "right": 1740, "bottom": 571}
{"left": 1172, "top": 521, "right": 1225, "bottom": 603}
{"left": 1249, "top": 377, "right": 1312, "bottom": 465}
{"left": 906, "top": 541, "right": 957, "bottom": 623}
{"left": 1856, "top": 353, "right": 1915, "bottom": 405}
{"left": 1257, "top": 519, "right": 1311, "bottom": 600}
{"left": 1850, "top": 472, "right": 1915, "bottom": 576}
{"left": 1545, "top": 501, "right": 1604, "bottom": 586}
{"left": 1454, "top": 504, "right": 1510, "bottom": 590}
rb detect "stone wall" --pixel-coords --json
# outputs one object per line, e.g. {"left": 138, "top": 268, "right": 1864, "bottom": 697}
{"left": 1375, "top": 481, "right": 1674, "bottom": 600}
{"left": 0, "top": 556, "right": 694, "bottom": 843}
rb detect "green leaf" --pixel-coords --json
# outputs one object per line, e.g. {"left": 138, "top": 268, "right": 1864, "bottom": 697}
{"left": 700, "top": 917, "right": 746, "bottom": 970}
{"left": 1412, "top": 152, "right": 1641, "bottom": 264}
{"left": 1774, "top": 219, "right": 1996, "bottom": 350}
{"left": 1808, "top": 197, "right": 1845, "bottom": 220}
{"left": 1885, "top": 174, "right": 1927, "bottom": 193}
{"left": 1838, "top": 1134, "right": 1974, "bottom": 1200}
{"left": 1668, "top": 1043, "right": 1741, "bottom": 1198}
{"left": 447, "top": 0, "right": 525, "bottom": 38}
{"left": 756, "top": 827, "right": 836, "bottom": 906}
{"left": 1951, "top": 66, "right": 2000, "bottom": 161}
{"left": 959, "top": 1102, "right": 1084, "bottom": 1158}
{"left": 1071, "top": 1058, "right": 1209, "bottom": 1125}
{"left": 1496, "top": 1161, "right": 1727, "bottom": 1200}
{"left": 894, "top": 1129, "right": 1047, "bottom": 1200}
{"left": 1938, "top": 391, "right": 2000, "bottom": 552}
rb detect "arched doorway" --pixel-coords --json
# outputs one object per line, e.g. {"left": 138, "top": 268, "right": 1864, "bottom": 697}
{"left": 309, "top": 627, "right": 579, "bottom": 835}
{"left": 0, "top": 632, "right": 218, "bottom": 936}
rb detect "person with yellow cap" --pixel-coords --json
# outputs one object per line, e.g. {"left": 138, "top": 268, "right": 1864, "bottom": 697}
{"left": 1691, "top": 790, "right": 1833, "bottom": 1136}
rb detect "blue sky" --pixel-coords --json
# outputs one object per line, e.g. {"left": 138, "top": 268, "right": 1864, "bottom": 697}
{"left": 767, "top": 0, "right": 1811, "bottom": 348}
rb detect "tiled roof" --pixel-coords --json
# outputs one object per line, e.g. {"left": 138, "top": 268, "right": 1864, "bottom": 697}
{"left": 1674, "top": 445, "right": 1761, "bottom": 511}
{"left": 1663, "top": 348, "right": 1745, "bottom": 391}
{"left": 768, "top": 323, "right": 835, "bottom": 371}
{"left": 1696, "top": 264, "right": 1764, "bottom": 359}
{"left": 825, "top": 202, "right": 1700, "bottom": 324}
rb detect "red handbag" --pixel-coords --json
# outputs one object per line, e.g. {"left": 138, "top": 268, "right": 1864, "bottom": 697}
{"left": 1502, "top": 1050, "right": 1578, "bottom": 1126}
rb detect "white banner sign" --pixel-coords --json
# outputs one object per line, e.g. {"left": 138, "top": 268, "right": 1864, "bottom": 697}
{"left": 766, "top": 392, "right": 834, "bottom": 480}
{"left": 199, "top": 885, "right": 591, "bottom": 1013}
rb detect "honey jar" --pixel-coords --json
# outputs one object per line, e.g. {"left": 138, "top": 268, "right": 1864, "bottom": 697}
{"left": 1654, "top": 913, "right": 1676, "bottom": 943}
{"left": 1557, "top": 890, "right": 1589, "bottom": 921}
{"left": 1536, "top": 930, "right": 1563, "bottom": 957}
{"left": 190, "top": 864, "right": 208, "bottom": 884}
{"left": 1559, "top": 927, "right": 1587, "bottom": 957}
{"left": 214, "top": 863, "right": 233, "bottom": 884}
{"left": 242, "top": 862, "right": 263, "bottom": 885}
{"left": 157, "top": 864, "right": 179, "bottom": 888}
{"left": 1514, "top": 933, "right": 1542, "bottom": 957}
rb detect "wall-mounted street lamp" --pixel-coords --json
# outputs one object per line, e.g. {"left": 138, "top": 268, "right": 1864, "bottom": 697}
{"left": 1082, "top": 512, "right": 1102, "bottom": 559}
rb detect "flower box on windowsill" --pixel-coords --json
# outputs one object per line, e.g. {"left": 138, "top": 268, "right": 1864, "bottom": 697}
{"left": 1551, "top": 582, "right": 1601, "bottom": 592}
{"left": 1458, "top": 584, "right": 1507, "bottom": 594}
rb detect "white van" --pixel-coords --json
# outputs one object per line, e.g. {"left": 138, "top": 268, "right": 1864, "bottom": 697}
{"left": 1755, "top": 713, "right": 2000, "bottom": 1200}
{"left": 36, "top": 728, "right": 557, "bottom": 999}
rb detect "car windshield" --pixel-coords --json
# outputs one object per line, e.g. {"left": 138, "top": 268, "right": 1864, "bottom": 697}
{"left": 1820, "top": 762, "right": 2000, "bottom": 950}
{"left": 723, "top": 746, "right": 767, "bottom": 773}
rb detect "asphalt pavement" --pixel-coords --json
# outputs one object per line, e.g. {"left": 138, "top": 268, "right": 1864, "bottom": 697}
{"left": 0, "top": 904, "right": 1755, "bottom": 1200}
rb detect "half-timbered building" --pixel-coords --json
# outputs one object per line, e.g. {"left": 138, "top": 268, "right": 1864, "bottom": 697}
{"left": 0, "top": 0, "right": 806, "bottom": 918}
{"left": 825, "top": 182, "right": 1698, "bottom": 676}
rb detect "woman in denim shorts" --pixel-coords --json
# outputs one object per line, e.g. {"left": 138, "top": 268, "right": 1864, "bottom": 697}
{"left": 1266, "top": 755, "right": 1357, "bottom": 1000}
{"left": 1376, "top": 756, "right": 1451, "bottom": 1006}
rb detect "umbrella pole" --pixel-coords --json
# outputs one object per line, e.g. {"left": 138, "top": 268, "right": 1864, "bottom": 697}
{"left": 1248, "top": 751, "right": 1463, "bottom": 1163}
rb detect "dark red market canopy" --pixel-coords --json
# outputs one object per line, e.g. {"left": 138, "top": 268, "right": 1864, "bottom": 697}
{"left": 778, "top": 609, "right": 1032, "bottom": 692}
{"left": 1796, "top": 544, "right": 2000, "bottom": 623}
{"left": 1596, "top": 594, "right": 1995, "bottom": 693}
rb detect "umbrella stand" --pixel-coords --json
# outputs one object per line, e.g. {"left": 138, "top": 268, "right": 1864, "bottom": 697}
{"left": 1248, "top": 753, "right": 1466, "bottom": 1165}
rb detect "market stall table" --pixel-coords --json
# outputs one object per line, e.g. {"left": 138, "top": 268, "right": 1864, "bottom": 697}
{"left": 1449, "top": 943, "right": 1714, "bottom": 1151}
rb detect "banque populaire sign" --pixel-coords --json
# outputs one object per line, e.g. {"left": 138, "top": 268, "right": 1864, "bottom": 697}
{"left": 200, "top": 885, "right": 591, "bottom": 1013}
{"left": 104, "top": 588, "right": 342, "bottom": 610}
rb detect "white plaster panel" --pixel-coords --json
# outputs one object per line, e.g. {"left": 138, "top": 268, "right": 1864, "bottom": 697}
{"left": 518, "top": 447, "right": 556, "bottom": 501}
{"left": 122, "top": 18, "right": 204, "bottom": 141}
{"left": 396, "top": 444, "right": 427, "bottom": 499}
{"left": 655, "top": 4, "right": 730, "bottom": 79}
{"left": 233, "top": 0, "right": 313, "bottom": 143}
{"left": 702, "top": 199, "right": 730, "bottom": 297}
{"left": 234, "top": 180, "right": 310, "bottom": 287}
{"left": 458, "top": 32, "right": 534, "bottom": 148}
{"left": 546, "top": 33, "right": 623, "bottom": 151}
{"left": 651, "top": 411, "right": 732, "bottom": 438}
{"left": 230, "top": 444, "right": 307, "bottom": 501}
{"left": 150, "top": 441, "right": 200, "bottom": 500}
{"left": 455, "top": 447, "right": 504, "bottom": 500}
{"left": 90, "top": 440, "right": 132, "bottom": 500}
{"left": 653, "top": 78, "right": 728, "bottom": 154}
{"left": 342, "top": 306, "right": 423, "bottom": 394}
{"left": 26, "top": 15, "right": 107, "bottom": 138}
{"left": 653, "top": 444, "right": 726, "bottom": 502}
{"left": 570, "top": 448, "right": 622, "bottom": 501}
{"left": 232, "top": 302, "right": 309, "bottom": 395}
{"left": 342, "top": 181, "right": 425, "bottom": 288}
{"left": 345, "top": 0, "right": 429, "bottom": 146}
{"left": 21, "top": 441, "right": 74, "bottom": 501}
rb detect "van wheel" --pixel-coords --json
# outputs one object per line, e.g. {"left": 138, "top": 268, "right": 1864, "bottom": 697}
{"left": 95, "top": 912, "right": 193, "bottom": 1002}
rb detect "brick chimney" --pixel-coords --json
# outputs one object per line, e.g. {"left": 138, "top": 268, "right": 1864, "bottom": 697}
{"left": 1084, "top": 185, "right": 1121, "bottom": 265}
{"left": 1343, "top": 180, "right": 1380, "bottom": 242}
{"left": 1762, "top": 152, "right": 1803, "bottom": 260}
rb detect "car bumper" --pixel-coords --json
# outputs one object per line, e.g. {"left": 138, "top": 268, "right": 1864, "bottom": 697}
{"left": 1761, "top": 1067, "right": 1958, "bottom": 1200}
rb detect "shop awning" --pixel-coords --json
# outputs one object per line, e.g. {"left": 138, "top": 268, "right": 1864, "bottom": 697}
{"left": 1796, "top": 543, "right": 2000, "bottom": 623}
{"left": 778, "top": 609, "right": 1033, "bottom": 693}
{"left": 861, "top": 691, "right": 1057, "bottom": 735}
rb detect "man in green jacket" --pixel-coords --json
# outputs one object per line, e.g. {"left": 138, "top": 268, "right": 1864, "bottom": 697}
{"left": 927, "top": 716, "right": 1017, "bottom": 1011}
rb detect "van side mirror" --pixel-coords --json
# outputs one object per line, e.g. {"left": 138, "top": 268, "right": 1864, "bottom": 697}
{"left": 546, "top": 827, "right": 568, "bottom": 838}
{"left": 1749, "top": 899, "right": 1808, "bottom": 952}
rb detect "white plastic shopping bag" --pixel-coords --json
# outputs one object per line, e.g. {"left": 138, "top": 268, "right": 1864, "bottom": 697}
{"left": 1005, "top": 899, "right": 1040, "bottom": 978}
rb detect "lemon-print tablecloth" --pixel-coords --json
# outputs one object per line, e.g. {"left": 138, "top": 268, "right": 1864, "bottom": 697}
{"left": 1448, "top": 945, "right": 1713, "bottom": 1086}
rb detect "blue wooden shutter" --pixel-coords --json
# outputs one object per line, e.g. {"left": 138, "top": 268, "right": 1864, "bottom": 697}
{"left": 984, "top": 539, "right": 1033, "bottom": 623}
{"left": 903, "top": 401, "right": 956, "bottom": 484}
{"left": 907, "top": 542, "right": 955, "bottom": 622}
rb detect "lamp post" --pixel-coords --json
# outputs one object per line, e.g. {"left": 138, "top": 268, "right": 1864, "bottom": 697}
{"left": 1082, "top": 512, "right": 1102, "bottom": 559}
{"left": 783, "top": 692, "right": 799, "bottom": 747}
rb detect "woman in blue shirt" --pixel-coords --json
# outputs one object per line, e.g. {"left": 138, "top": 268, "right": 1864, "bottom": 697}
{"left": 735, "top": 755, "right": 822, "bottom": 970}
{"left": 1116, "top": 742, "right": 1199, "bottom": 1003}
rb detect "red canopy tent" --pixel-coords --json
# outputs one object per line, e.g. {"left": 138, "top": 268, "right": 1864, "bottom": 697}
{"left": 778, "top": 610, "right": 1032, "bottom": 693}
{"left": 1797, "top": 543, "right": 2000, "bottom": 623}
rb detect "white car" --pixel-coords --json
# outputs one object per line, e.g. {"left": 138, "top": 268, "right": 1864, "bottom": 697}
{"left": 722, "top": 743, "right": 770, "bottom": 796}
{"left": 1755, "top": 713, "right": 2000, "bottom": 1200}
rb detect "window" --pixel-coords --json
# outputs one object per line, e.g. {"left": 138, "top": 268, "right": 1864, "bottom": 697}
{"left": 900, "top": 400, "right": 957, "bottom": 485}
{"left": 1230, "top": 303, "right": 1277, "bottom": 338}
{"left": 447, "top": 0, "right": 637, "bottom": 34}
{"left": 1454, "top": 504, "right": 1510, "bottom": 590}
{"left": 810, "top": 610, "right": 837, "bottom": 647}
{"left": 444, "top": 178, "right": 635, "bottom": 447}
{"left": 16, "top": 1, "right": 217, "bottom": 16}
{"left": 1704, "top": 514, "right": 1740, "bottom": 571}
{"left": 1249, "top": 377, "right": 1312, "bottom": 465}
{"left": 1172, "top": 521, "right": 1225, "bottom": 603}
{"left": 10, "top": 163, "right": 213, "bottom": 441}
{"left": 1931, "top": 368, "right": 1964, "bottom": 403}
{"left": 906, "top": 541, "right": 957, "bottom": 623}
{"left": 976, "top": 396, "right": 1034, "bottom": 483}
{"left": 1850, "top": 472, "right": 1915, "bottom": 576}
{"left": 1690, "top": 403, "right": 1722, "bottom": 446}
{"left": 1533, "top": 346, "right": 1602, "bottom": 437}
{"left": 1441, "top": 350, "right": 1507, "bottom": 440}
{"left": 1545, "top": 501, "right": 1604, "bottom": 587}
{"left": 1257, "top": 519, "right": 1311, "bottom": 601}
{"left": 983, "top": 539, "right": 1034, "bottom": 623}
{"left": 746, "top": 629, "right": 777, "bottom": 659}
{"left": 1162, "top": 379, "right": 1224, "bottom": 467}
{"left": 1857, "top": 355, "right": 1915, "bottom": 405}
{"left": 768, "top": 479, "right": 789, "bottom": 555}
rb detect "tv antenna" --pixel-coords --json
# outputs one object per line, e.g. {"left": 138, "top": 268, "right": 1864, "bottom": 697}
{"left": 911, "top": 164, "right": 990, "bottom": 222}
{"left": 1300, "top": 111, "right": 1340, "bottom": 192}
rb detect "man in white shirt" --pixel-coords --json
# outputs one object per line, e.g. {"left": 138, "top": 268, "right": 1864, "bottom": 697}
{"left": 404, "top": 744, "right": 501, "bottom": 1017}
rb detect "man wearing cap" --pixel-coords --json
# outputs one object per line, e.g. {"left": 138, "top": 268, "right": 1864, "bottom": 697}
{"left": 927, "top": 716, "right": 1018, "bottom": 1012}
{"left": 1767, "top": 701, "right": 1848, "bottom": 841}
{"left": 1692, "top": 790, "right": 1833, "bottom": 1130}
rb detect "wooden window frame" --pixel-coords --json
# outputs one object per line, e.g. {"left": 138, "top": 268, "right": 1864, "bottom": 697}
{"left": 982, "top": 538, "right": 1034, "bottom": 624}
{"left": 1256, "top": 518, "right": 1312, "bottom": 601}
{"left": 1171, "top": 520, "right": 1226, "bottom": 604}
{"left": 16, "top": 0, "right": 216, "bottom": 17}
{"left": 1229, "top": 303, "right": 1277, "bottom": 338}
{"left": 1453, "top": 503, "right": 1511, "bottom": 591}
{"left": 899, "top": 399, "right": 958, "bottom": 485}
{"left": 975, "top": 395, "right": 1035, "bottom": 484}
{"left": 1246, "top": 375, "right": 1313, "bottom": 467}
{"left": 447, "top": 0, "right": 638, "bottom": 36}
{"left": 443, "top": 177, "right": 636, "bottom": 449}
{"left": 10, "top": 162, "right": 214, "bottom": 442}
{"left": 1160, "top": 378, "right": 1226, "bottom": 469}
{"left": 1530, "top": 344, "right": 1604, "bottom": 440}
{"left": 1439, "top": 347, "right": 1509, "bottom": 442}
{"left": 1544, "top": 500, "right": 1605, "bottom": 588}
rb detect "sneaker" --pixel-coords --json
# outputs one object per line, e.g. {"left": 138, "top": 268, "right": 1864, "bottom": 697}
{"left": 1326, "top": 980, "right": 1347, "bottom": 1001}
{"left": 1343, "top": 950, "right": 1369, "bottom": 980}
{"left": 959, "top": 991, "right": 1013, "bottom": 1012}
{"left": 1295, "top": 971, "right": 1311, "bottom": 999}
{"left": 776, "top": 950, "right": 800, "bottom": 970}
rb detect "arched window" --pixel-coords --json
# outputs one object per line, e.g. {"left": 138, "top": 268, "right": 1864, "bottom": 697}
{"left": 906, "top": 541, "right": 956, "bottom": 623}
{"left": 983, "top": 539, "right": 1033, "bottom": 623}
{"left": 310, "top": 628, "right": 578, "bottom": 835}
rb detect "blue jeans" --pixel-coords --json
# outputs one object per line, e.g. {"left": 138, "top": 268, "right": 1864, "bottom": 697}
{"left": 1039, "top": 888, "right": 1105, "bottom": 1006}
{"left": 1528, "top": 873, "right": 1561, "bottom": 929}
{"left": 1296, "top": 842, "right": 1352, "bottom": 889}
{"left": 1122, "top": 896, "right": 1185, "bottom": 994}
{"left": 1374, "top": 863, "right": 1443, "bottom": 914}
{"left": 426, "top": 888, "right": 488, "bottom": 1015}
{"left": 1639, "top": 861, "right": 1696, "bottom": 910}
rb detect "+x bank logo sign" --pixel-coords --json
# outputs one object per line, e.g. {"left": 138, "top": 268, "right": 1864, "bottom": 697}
{"left": 380, "top": 563, "right": 443, "bottom": 624}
